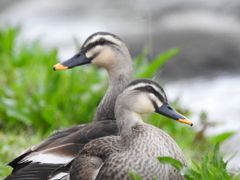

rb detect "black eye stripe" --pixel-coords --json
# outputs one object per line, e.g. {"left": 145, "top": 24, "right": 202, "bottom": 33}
{"left": 84, "top": 42, "right": 96, "bottom": 51}
{"left": 82, "top": 39, "right": 116, "bottom": 52}
{"left": 145, "top": 86, "right": 154, "bottom": 93}
{"left": 98, "top": 38, "right": 105, "bottom": 45}
{"left": 151, "top": 99, "right": 159, "bottom": 110}
{"left": 154, "top": 92, "right": 164, "bottom": 103}
{"left": 134, "top": 86, "right": 164, "bottom": 102}
{"left": 81, "top": 32, "right": 121, "bottom": 48}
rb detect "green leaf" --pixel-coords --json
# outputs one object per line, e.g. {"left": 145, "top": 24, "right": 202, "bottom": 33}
{"left": 209, "top": 132, "right": 235, "bottom": 144}
{"left": 233, "top": 174, "right": 240, "bottom": 180}
{"left": 136, "top": 48, "right": 180, "bottom": 79}
{"left": 211, "top": 143, "right": 228, "bottom": 170}
{"left": 133, "top": 46, "right": 149, "bottom": 70}
{"left": 207, "top": 164, "right": 231, "bottom": 180}
{"left": 201, "top": 146, "right": 214, "bottom": 180}
{"left": 191, "top": 160, "right": 201, "bottom": 172}
{"left": 157, "top": 156, "right": 183, "bottom": 171}
{"left": 184, "top": 168, "right": 202, "bottom": 180}
{"left": 128, "top": 169, "right": 143, "bottom": 180}
{"left": 6, "top": 108, "right": 32, "bottom": 126}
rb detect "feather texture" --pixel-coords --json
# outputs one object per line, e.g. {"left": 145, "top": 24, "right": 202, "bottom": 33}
{"left": 5, "top": 32, "right": 133, "bottom": 180}
{"left": 66, "top": 79, "right": 189, "bottom": 180}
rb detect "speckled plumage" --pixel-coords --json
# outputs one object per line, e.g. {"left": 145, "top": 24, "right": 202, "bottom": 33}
{"left": 68, "top": 79, "right": 188, "bottom": 180}
{"left": 70, "top": 124, "right": 186, "bottom": 180}
{"left": 95, "top": 124, "right": 186, "bottom": 180}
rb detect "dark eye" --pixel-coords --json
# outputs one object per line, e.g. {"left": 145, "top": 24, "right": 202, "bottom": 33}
{"left": 98, "top": 38, "right": 105, "bottom": 45}
{"left": 145, "top": 86, "right": 154, "bottom": 93}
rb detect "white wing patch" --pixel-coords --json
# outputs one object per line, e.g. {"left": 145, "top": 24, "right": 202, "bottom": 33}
{"left": 49, "top": 172, "right": 69, "bottom": 180}
{"left": 19, "top": 153, "right": 73, "bottom": 164}
{"left": 19, "top": 143, "right": 76, "bottom": 164}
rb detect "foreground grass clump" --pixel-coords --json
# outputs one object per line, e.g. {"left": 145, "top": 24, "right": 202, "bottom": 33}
{"left": 129, "top": 143, "right": 240, "bottom": 180}
{"left": 0, "top": 131, "right": 43, "bottom": 178}
{"left": 159, "top": 143, "right": 240, "bottom": 180}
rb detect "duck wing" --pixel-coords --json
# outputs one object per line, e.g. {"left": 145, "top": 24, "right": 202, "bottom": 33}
{"left": 50, "top": 136, "right": 122, "bottom": 180}
{"left": 5, "top": 120, "right": 118, "bottom": 180}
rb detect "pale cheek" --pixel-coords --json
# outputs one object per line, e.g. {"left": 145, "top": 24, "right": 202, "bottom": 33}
{"left": 91, "top": 48, "right": 115, "bottom": 68}
{"left": 133, "top": 95, "right": 155, "bottom": 114}
{"left": 92, "top": 57, "right": 105, "bottom": 67}
{"left": 86, "top": 49, "right": 95, "bottom": 59}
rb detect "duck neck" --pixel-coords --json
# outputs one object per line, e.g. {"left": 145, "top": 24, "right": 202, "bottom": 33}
{"left": 115, "top": 108, "right": 144, "bottom": 138}
{"left": 93, "top": 60, "right": 134, "bottom": 122}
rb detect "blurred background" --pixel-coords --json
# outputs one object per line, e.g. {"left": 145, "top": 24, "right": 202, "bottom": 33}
{"left": 0, "top": 0, "right": 239, "bottom": 175}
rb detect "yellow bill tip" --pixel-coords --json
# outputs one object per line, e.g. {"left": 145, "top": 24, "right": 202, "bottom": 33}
{"left": 53, "top": 63, "right": 69, "bottom": 70}
{"left": 177, "top": 119, "right": 193, "bottom": 126}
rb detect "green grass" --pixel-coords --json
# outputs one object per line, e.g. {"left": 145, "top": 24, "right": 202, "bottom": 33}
{"left": 0, "top": 26, "right": 238, "bottom": 179}
{"left": 159, "top": 143, "right": 240, "bottom": 180}
{"left": 130, "top": 143, "right": 240, "bottom": 180}
{"left": 0, "top": 131, "right": 43, "bottom": 178}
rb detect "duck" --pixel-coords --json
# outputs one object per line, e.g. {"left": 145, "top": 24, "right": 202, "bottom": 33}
{"left": 5, "top": 32, "right": 134, "bottom": 180}
{"left": 53, "top": 78, "right": 193, "bottom": 180}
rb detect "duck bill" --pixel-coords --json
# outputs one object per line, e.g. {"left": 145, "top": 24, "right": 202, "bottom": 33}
{"left": 53, "top": 49, "right": 91, "bottom": 70}
{"left": 155, "top": 102, "right": 193, "bottom": 126}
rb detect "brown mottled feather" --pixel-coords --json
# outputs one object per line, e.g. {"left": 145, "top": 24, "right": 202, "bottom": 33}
{"left": 5, "top": 121, "right": 118, "bottom": 180}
